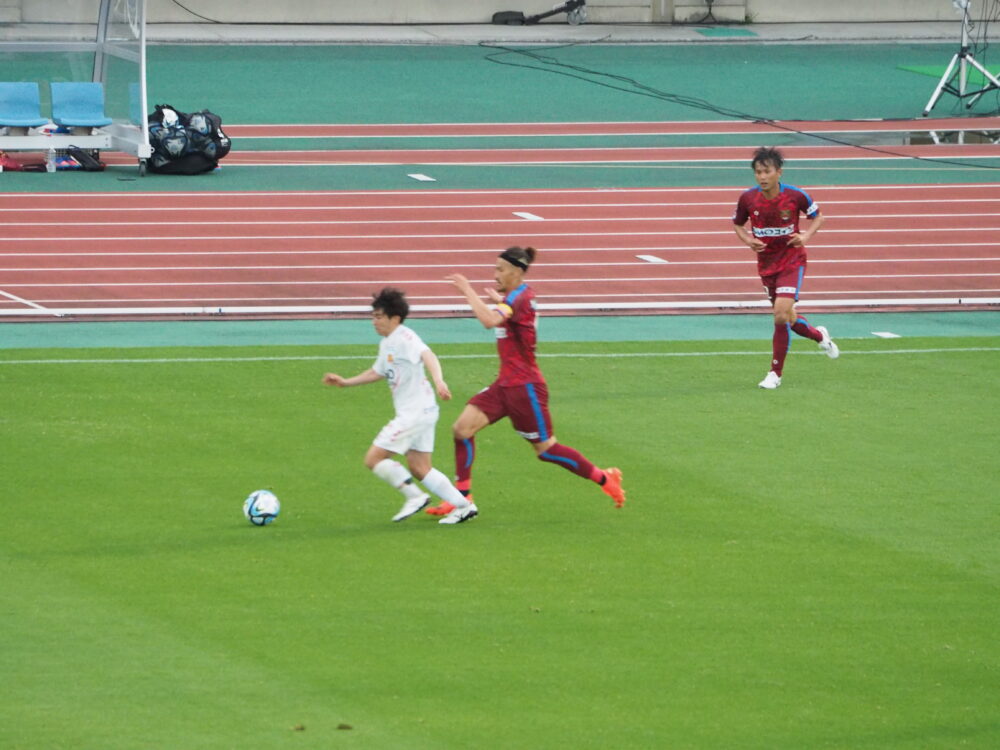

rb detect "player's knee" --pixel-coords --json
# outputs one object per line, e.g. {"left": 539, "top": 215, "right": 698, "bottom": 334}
{"left": 533, "top": 437, "right": 557, "bottom": 456}
{"left": 773, "top": 306, "right": 795, "bottom": 325}
{"left": 452, "top": 419, "right": 476, "bottom": 441}
{"left": 363, "top": 446, "right": 386, "bottom": 471}
{"left": 406, "top": 458, "right": 429, "bottom": 480}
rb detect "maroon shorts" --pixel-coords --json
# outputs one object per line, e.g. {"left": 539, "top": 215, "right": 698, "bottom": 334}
{"left": 761, "top": 265, "right": 806, "bottom": 303}
{"left": 468, "top": 381, "right": 553, "bottom": 443}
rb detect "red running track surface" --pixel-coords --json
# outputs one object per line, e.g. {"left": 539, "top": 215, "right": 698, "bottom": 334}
{"left": 2, "top": 183, "right": 999, "bottom": 319}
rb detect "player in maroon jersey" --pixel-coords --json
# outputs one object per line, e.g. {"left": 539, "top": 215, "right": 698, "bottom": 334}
{"left": 424, "top": 245, "right": 625, "bottom": 516}
{"left": 733, "top": 146, "right": 839, "bottom": 389}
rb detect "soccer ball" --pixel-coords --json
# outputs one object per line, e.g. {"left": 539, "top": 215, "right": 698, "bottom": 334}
{"left": 187, "top": 112, "right": 210, "bottom": 135}
{"left": 243, "top": 489, "right": 280, "bottom": 526}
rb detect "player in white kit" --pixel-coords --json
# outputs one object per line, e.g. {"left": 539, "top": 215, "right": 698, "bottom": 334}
{"left": 323, "top": 288, "right": 477, "bottom": 525}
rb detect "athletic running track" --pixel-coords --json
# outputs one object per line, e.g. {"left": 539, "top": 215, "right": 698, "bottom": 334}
{"left": 3, "top": 119, "right": 1000, "bottom": 320}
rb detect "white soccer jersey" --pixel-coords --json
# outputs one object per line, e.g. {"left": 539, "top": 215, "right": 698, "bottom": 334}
{"left": 372, "top": 324, "right": 438, "bottom": 419}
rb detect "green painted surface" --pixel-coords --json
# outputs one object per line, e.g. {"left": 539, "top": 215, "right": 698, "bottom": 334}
{"left": 4, "top": 43, "right": 998, "bottom": 193}
{"left": 696, "top": 27, "right": 758, "bottom": 37}
{"left": 5, "top": 157, "right": 1000, "bottom": 194}
{"left": 2, "top": 312, "right": 998, "bottom": 350}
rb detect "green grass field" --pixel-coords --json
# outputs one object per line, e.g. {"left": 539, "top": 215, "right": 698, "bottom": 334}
{"left": 3, "top": 336, "right": 998, "bottom": 749}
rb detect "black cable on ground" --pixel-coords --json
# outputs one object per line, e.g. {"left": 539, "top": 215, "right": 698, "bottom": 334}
{"left": 480, "top": 40, "right": 1000, "bottom": 171}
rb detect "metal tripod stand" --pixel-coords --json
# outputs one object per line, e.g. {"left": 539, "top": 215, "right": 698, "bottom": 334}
{"left": 923, "top": 0, "right": 1000, "bottom": 115}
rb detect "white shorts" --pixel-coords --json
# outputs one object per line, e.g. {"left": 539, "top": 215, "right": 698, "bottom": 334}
{"left": 373, "top": 412, "right": 438, "bottom": 455}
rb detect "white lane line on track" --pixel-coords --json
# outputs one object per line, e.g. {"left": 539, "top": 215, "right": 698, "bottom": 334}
{"left": 11, "top": 289, "right": 999, "bottom": 305}
{"left": 5, "top": 198, "right": 1000, "bottom": 213}
{"left": 4, "top": 227, "right": 1000, "bottom": 243}
{"left": 7, "top": 212, "right": 1000, "bottom": 227}
{"left": 6, "top": 244, "right": 1000, "bottom": 258}
{"left": 3, "top": 273, "right": 1000, "bottom": 288}
{"left": 8, "top": 258, "right": 1000, "bottom": 273}
{"left": 2, "top": 184, "right": 998, "bottom": 200}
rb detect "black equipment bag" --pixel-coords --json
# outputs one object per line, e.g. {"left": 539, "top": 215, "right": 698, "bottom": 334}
{"left": 147, "top": 103, "right": 231, "bottom": 175}
{"left": 492, "top": 11, "right": 526, "bottom": 24}
{"left": 66, "top": 145, "right": 106, "bottom": 172}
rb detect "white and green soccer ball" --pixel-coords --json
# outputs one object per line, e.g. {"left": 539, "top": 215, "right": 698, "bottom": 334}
{"left": 243, "top": 489, "right": 280, "bottom": 526}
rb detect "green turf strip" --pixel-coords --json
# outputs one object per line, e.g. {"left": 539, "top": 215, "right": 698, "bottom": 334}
{"left": 3, "top": 336, "right": 998, "bottom": 748}
{"left": 3, "top": 311, "right": 999, "bottom": 349}
{"left": 898, "top": 64, "right": 1000, "bottom": 87}
{"left": 696, "top": 27, "right": 758, "bottom": 37}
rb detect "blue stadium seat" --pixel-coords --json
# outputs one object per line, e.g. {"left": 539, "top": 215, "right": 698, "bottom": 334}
{"left": 50, "top": 82, "right": 113, "bottom": 128}
{"left": 0, "top": 82, "right": 49, "bottom": 127}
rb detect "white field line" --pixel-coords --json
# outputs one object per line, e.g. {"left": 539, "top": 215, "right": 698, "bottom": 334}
{"left": 6, "top": 258, "right": 999, "bottom": 273}
{"left": 2, "top": 348, "right": 998, "bottom": 366}
{"left": 4, "top": 227, "right": 1000, "bottom": 243}
{"left": 2, "top": 298, "right": 999, "bottom": 317}
{"left": 5, "top": 212, "right": 1000, "bottom": 228}
{"left": 1, "top": 183, "right": 998, "bottom": 200}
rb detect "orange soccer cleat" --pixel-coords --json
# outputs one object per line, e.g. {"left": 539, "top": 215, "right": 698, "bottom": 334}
{"left": 601, "top": 468, "right": 626, "bottom": 508}
{"left": 425, "top": 501, "right": 456, "bottom": 516}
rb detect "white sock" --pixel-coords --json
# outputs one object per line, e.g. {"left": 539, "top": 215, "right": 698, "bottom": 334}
{"left": 421, "top": 468, "right": 470, "bottom": 508}
{"left": 372, "top": 459, "right": 425, "bottom": 499}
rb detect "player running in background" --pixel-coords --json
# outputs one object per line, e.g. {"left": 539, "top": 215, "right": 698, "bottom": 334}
{"left": 323, "top": 288, "right": 477, "bottom": 525}
{"left": 733, "top": 146, "right": 840, "bottom": 390}
{"left": 424, "top": 246, "right": 625, "bottom": 516}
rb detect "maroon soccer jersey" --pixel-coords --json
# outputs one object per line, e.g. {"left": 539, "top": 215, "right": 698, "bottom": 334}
{"left": 733, "top": 183, "right": 819, "bottom": 276}
{"left": 493, "top": 283, "right": 544, "bottom": 386}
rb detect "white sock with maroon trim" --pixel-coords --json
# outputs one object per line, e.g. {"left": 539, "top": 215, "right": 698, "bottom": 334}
{"left": 372, "top": 458, "right": 424, "bottom": 499}
{"left": 420, "top": 468, "right": 470, "bottom": 508}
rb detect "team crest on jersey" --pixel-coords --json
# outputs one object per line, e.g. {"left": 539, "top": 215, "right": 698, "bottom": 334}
{"left": 780, "top": 209, "right": 792, "bottom": 220}
{"left": 387, "top": 354, "right": 394, "bottom": 362}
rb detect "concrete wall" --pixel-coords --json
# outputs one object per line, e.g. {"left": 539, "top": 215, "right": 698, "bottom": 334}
{"left": 745, "top": 0, "right": 989, "bottom": 23}
{"left": 4, "top": 0, "right": 996, "bottom": 25}
{"left": 0, "top": 0, "right": 21, "bottom": 23}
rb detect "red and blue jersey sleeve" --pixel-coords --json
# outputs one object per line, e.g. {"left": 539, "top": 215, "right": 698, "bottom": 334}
{"left": 792, "top": 185, "right": 820, "bottom": 219}
{"left": 732, "top": 190, "right": 753, "bottom": 225}
{"left": 494, "top": 284, "right": 543, "bottom": 386}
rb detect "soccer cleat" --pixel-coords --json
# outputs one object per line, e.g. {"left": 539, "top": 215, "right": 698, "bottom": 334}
{"left": 758, "top": 371, "right": 782, "bottom": 389}
{"left": 817, "top": 326, "right": 840, "bottom": 359}
{"left": 392, "top": 494, "right": 430, "bottom": 522}
{"left": 601, "top": 467, "right": 626, "bottom": 508}
{"left": 439, "top": 502, "right": 478, "bottom": 525}
{"left": 424, "top": 501, "right": 456, "bottom": 516}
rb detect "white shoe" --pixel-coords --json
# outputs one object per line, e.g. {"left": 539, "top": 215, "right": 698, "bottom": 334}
{"left": 758, "top": 371, "right": 782, "bottom": 389}
{"left": 817, "top": 326, "right": 840, "bottom": 359}
{"left": 392, "top": 493, "right": 429, "bottom": 522}
{"left": 439, "top": 502, "right": 478, "bottom": 525}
